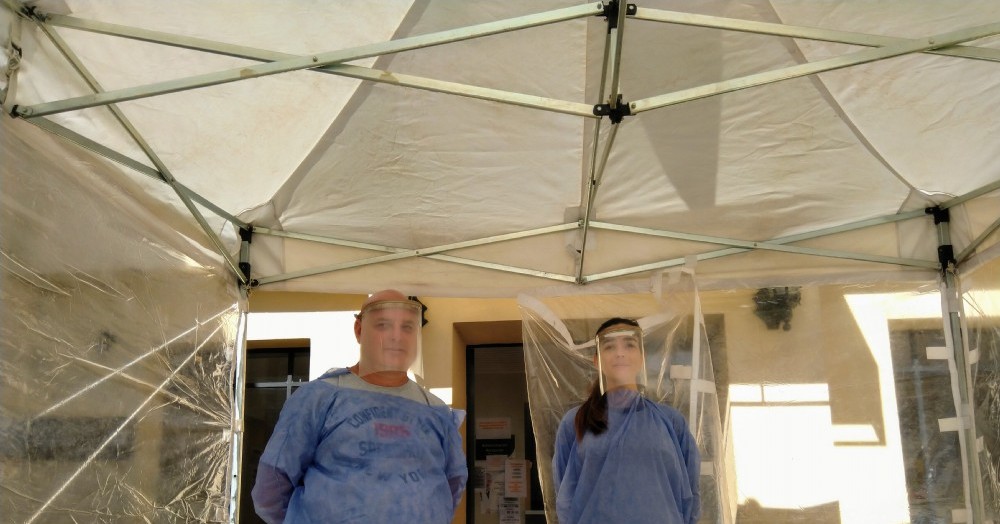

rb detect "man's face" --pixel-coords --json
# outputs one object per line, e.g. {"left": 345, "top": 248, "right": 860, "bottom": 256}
{"left": 357, "top": 303, "right": 421, "bottom": 373}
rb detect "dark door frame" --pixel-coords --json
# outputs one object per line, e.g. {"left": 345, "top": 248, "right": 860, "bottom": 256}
{"left": 465, "top": 342, "right": 524, "bottom": 524}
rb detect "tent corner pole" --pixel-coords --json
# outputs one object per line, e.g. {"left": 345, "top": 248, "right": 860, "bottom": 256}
{"left": 932, "top": 206, "right": 987, "bottom": 523}
{"left": 228, "top": 289, "right": 250, "bottom": 524}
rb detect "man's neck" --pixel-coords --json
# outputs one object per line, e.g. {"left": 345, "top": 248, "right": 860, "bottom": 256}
{"left": 349, "top": 364, "right": 409, "bottom": 387}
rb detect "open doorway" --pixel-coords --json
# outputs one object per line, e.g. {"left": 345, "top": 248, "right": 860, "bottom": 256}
{"left": 238, "top": 343, "right": 310, "bottom": 524}
{"left": 466, "top": 344, "right": 544, "bottom": 524}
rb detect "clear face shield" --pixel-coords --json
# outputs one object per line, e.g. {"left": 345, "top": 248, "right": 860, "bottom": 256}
{"left": 595, "top": 326, "right": 647, "bottom": 395}
{"left": 356, "top": 300, "right": 423, "bottom": 380}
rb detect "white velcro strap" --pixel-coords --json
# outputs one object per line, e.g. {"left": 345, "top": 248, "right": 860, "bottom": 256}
{"left": 670, "top": 365, "right": 692, "bottom": 380}
{"left": 926, "top": 346, "right": 950, "bottom": 360}
{"left": 938, "top": 416, "right": 970, "bottom": 432}
{"left": 692, "top": 379, "right": 716, "bottom": 394}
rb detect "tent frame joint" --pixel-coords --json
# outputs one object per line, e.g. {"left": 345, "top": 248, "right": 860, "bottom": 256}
{"left": 927, "top": 206, "right": 956, "bottom": 272}
{"left": 593, "top": 94, "right": 632, "bottom": 123}
{"left": 926, "top": 205, "right": 950, "bottom": 225}
{"left": 10, "top": 2, "right": 45, "bottom": 22}
{"left": 938, "top": 244, "right": 956, "bottom": 273}
{"left": 238, "top": 226, "right": 254, "bottom": 286}
{"left": 599, "top": 0, "right": 637, "bottom": 31}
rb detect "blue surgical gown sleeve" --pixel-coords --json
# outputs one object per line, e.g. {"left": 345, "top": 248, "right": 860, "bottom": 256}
{"left": 552, "top": 407, "right": 580, "bottom": 523}
{"left": 446, "top": 409, "right": 470, "bottom": 508}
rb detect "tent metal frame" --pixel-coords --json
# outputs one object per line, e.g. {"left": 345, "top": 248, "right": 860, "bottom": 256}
{"left": 5, "top": 2, "right": 999, "bottom": 521}
{"left": 7, "top": 0, "right": 999, "bottom": 292}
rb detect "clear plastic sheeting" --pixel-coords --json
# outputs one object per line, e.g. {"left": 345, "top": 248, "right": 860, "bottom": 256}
{"left": 961, "top": 255, "right": 1000, "bottom": 520}
{"left": 1, "top": 117, "right": 241, "bottom": 522}
{"left": 522, "top": 270, "right": 1000, "bottom": 523}
{"left": 520, "top": 270, "right": 730, "bottom": 523}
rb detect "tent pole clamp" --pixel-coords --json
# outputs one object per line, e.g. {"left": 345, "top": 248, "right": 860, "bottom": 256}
{"left": 594, "top": 94, "right": 632, "bottom": 123}
{"left": 6, "top": 2, "right": 46, "bottom": 22}
{"left": 927, "top": 206, "right": 955, "bottom": 273}
{"left": 599, "top": 1, "right": 637, "bottom": 31}
{"left": 239, "top": 226, "right": 253, "bottom": 286}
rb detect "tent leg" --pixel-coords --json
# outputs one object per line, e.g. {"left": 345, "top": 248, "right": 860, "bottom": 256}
{"left": 229, "top": 290, "right": 250, "bottom": 524}
{"left": 934, "top": 208, "right": 987, "bottom": 523}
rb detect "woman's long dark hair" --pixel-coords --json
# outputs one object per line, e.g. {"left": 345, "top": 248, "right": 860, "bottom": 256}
{"left": 574, "top": 317, "right": 640, "bottom": 441}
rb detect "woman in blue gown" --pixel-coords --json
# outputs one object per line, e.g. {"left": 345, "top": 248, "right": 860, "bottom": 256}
{"left": 552, "top": 318, "right": 701, "bottom": 524}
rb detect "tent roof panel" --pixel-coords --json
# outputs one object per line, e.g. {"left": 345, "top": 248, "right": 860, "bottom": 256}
{"left": 5, "top": 0, "right": 998, "bottom": 296}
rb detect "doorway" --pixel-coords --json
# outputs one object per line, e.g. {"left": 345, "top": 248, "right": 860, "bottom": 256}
{"left": 238, "top": 345, "right": 310, "bottom": 524}
{"left": 466, "top": 344, "right": 544, "bottom": 524}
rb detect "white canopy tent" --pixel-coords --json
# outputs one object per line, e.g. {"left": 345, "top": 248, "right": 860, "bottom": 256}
{"left": 2, "top": 1, "right": 998, "bottom": 522}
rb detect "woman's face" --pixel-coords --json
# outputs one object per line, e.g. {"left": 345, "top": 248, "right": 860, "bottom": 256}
{"left": 595, "top": 324, "right": 643, "bottom": 390}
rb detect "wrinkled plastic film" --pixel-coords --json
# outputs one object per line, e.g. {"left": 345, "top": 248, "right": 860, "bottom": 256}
{"left": 520, "top": 270, "right": 730, "bottom": 523}
{"left": 1, "top": 126, "right": 240, "bottom": 522}
{"left": 960, "top": 256, "right": 1000, "bottom": 520}
{"left": 522, "top": 270, "right": 1000, "bottom": 522}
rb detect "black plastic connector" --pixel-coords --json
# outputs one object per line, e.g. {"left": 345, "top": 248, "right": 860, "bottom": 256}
{"left": 593, "top": 94, "right": 632, "bottom": 124}
{"left": 926, "top": 206, "right": 950, "bottom": 225}
{"left": 938, "top": 245, "right": 955, "bottom": 269}
{"left": 239, "top": 226, "right": 254, "bottom": 243}
{"left": 407, "top": 296, "right": 429, "bottom": 326}
{"left": 22, "top": 5, "right": 40, "bottom": 19}
{"left": 600, "top": 1, "right": 637, "bottom": 32}
{"left": 926, "top": 207, "right": 955, "bottom": 270}
{"left": 238, "top": 226, "right": 254, "bottom": 284}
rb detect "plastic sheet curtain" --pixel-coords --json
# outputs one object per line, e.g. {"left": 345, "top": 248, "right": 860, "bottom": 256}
{"left": 1, "top": 118, "right": 241, "bottom": 523}
{"left": 961, "top": 254, "right": 1000, "bottom": 520}
{"left": 520, "top": 266, "right": 1000, "bottom": 523}
{"left": 520, "top": 269, "right": 730, "bottom": 523}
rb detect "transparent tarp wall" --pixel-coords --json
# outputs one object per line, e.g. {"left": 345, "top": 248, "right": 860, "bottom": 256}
{"left": 520, "top": 270, "right": 729, "bottom": 524}
{"left": 520, "top": 267, "right": 1000, "bottom": 523}
{"left": 961, "top": 254, "right": 1000, "bottom": 521}
{"left": 0, "top": 119, "right": 240, "bottom": 522}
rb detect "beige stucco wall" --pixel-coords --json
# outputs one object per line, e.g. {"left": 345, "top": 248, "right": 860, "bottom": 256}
{"left": 246, "top": 281, "right": 968, "bottom": 524}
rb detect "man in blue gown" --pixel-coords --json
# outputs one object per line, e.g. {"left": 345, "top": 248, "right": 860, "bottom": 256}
{"left": 252, "top": 290, "right": 468, "bottom": 523}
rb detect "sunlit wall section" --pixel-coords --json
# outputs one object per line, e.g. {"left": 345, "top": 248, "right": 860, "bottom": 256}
{"left": 1, "top": 124, "right": 240, "bottom": 522}
{"left": 960, "top": 254, "right": 1000, "bottom": 520}
{"left": 707, "top": 280, "right": 979, "bottom": 523}
{"left": 246, "top": 311, "right": 360, "bottom": 380}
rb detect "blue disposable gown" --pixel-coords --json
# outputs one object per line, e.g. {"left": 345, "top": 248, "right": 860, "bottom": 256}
{"left": 252, "top": 368, "right": 468, "bottom": 524}
{"left": 552, "top": 390, "right": 700, "bottom": 524}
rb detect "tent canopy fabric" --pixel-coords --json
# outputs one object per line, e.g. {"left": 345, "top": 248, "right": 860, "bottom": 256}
{"left": 2, "top": 2, "right": 1000, "bottom": 523}
{"left": 3, "top": 0, "right": 999, "bottom": 297}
